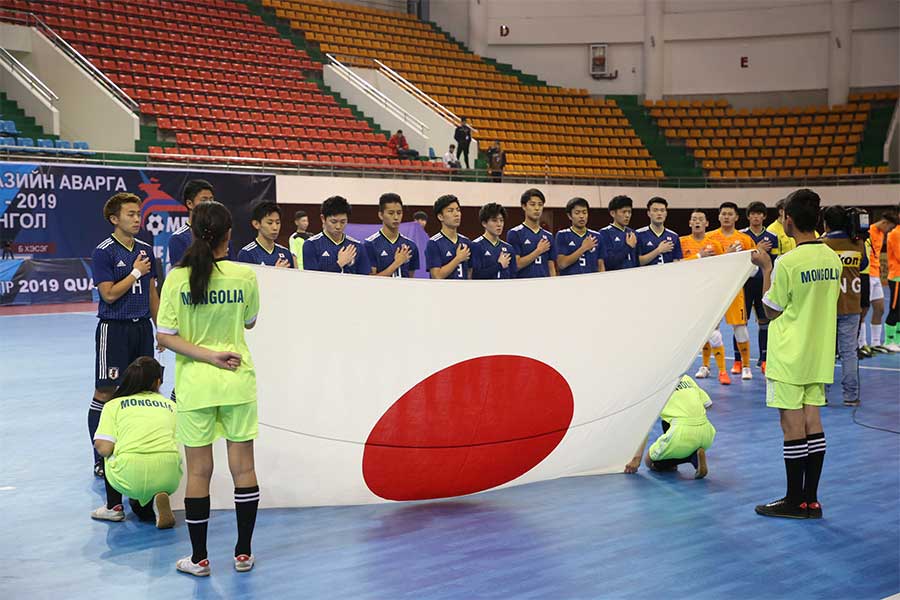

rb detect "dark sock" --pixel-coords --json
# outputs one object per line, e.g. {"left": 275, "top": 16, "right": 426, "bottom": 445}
{"left": 104, "top": 473, "right": 122, "bottom": 509}
{"left": 759, "top": 323, "right": 769, "bottom": 361}
{"left": 88, "top": 397, "right": 105, "bottom": 464}
{"left": 129, "top": 498, "right": 156, "bottom": 522}
{"left": 689, "top": 451, "right": 699, "bottom": 469}
{"left": 783, "top": 438, "right": 808, "bottom": 505}
{"left": 184, "top": 496, "right": 210, "bottom": 563}
{"left": 732, "top": 336, "right": 740, "bottom": 361}
{"left": 234, "top": 486, "right": 260, "bottom": 557}
{"left": 651, "top": 457, "right": 692, "bottom": 469}
{"left": 804, "top": 432, "right": 826, "bottom": 503}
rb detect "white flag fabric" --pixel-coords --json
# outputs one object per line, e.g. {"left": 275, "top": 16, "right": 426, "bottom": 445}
{"left": 173, "top": 251, "right": 753, "bottom": 509}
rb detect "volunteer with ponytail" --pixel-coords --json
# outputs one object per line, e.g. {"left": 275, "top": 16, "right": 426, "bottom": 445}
{"left": 156, "top": 201, "right": 261, "bottom": 576}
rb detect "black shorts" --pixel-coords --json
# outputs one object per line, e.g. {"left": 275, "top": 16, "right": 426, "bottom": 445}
{"left": 95, "top": 318, "right": 154, "bottom": 388}
{"left": 743, "top": 276, "right": 765, "bottom": 321}
{"left": 860, "top": 273, "right": 870, "bottom": 310}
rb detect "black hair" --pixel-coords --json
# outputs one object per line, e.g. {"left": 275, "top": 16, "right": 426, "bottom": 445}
{"left": 747, "top": 201, "right": 767, "bottom": 216}
{"left": 181, "top": 201, "right": 232, "bottom": 306}
{"left": 775, "top": 197, "right": 787, "bottom": 211}
{"left": 294, "top": 210, "right": 307, "bottom": 220}
{"left": 690, "top": 208, "right": 707, "bottom": 218}
{"left": 878, "top": 209, "right": 899, "bottom": 225}
{"left": 784, "top": 188, "right": 821, "bottom": 233}
{"left": 520, "top": 188, "right": 546, "bottom": 206}
{"left": 103, "top": 192, "right": 141, "bottom": 224}
{"left": 182, "top": 179, "right": 214, "bottom": 207}
{"left": 823, "top": 205, "right": 849, "bottom": 231}
{"left": 480, "top": 202, "right": 507, "bottom": 224}
{"left": 379, "top": 193, "right": 403, "bottom": 211}
{"left": 251, "top": 201, "right": 281, "bottom": 223}
{"left": 719, "top": 201, "right": 739, "bottom": 213}
{"left": 566, "top": 197, "right": 589, "bottom": 214}
{"left": 111, "top": 356, "right": 164, "bottom": 399}
{"left": 396, "top": 129, "right": 403, "bottom": 134}
{"left": 609, "top": 195, "right": 633, "bottom": 211}
{"left": 434, "top": 194, "right": 459, "bottom": 216}
{"left": 413, "top": 211, "right": 428, "bottom": 221}
{"left": 646, "top": 196, "right": 668, "bottom": 209}
{"left": 322, "top": 195, "right": 352, "bottom": 219}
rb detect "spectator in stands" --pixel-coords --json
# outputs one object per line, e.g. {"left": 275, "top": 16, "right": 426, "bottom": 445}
{"left": 454, "top": 117, "right": 473, "bottom": 168}
{"left": 443, "top": 144, "right": 461, "bottom": 169}
{"left": 289, "top": 210, "right": 311, "bottom": 269}
{"left": 388, "top": 129, "right": 419, "bottom": 159}
{"left": 2, "top": 239, "right": 13, "bottom": 260}
{"left": 486, "top": 141, "right": 507, "bottom": 182}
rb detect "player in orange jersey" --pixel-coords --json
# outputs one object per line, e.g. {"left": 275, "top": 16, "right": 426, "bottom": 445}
{"left": 681, "top": 209, "right": 731, "bottom": 385}
{"left": 863, "top": 210, "right": 898, "bottom": 351}
{"left": 708, "top": 202, "right": 772, "bottom": 381}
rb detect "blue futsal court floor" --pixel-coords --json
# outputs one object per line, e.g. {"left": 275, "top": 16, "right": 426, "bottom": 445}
{"left": 1, "top": 309, "right": 898, "bottom": 599}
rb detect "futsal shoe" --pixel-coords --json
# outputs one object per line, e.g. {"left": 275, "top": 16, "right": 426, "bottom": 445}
{"left": 694, "top": 448, "right": 708, "bottom": 479}
{"left": 741, "top": 367, "right": 753, "bottom": 380}
{"left": 730, "top": 360, "right": 742, "bottom": 375}
{"left": 234, "top": 554, "right": 255, "bottom": 572}
{"left": 91, "top": 504, "right": 125, "bottom": 522}
{"left": 755, "top": 497, "right": 808, "bottom": 519}
{"left": 760, "top": 361, "right": 766, "bottom": 375}
{"left": 843, "top": 399, "right": 860, "bottom": 407}
{"left": 154, "top": 492, "right": 175, "bottom": 529}
{"left": 176, "top": 556, "right": 210, "bottom": 577}
{"left": 857, "top": 347, "right": 872, "bottom": 359}
{"left": 885, "top": 343, "right": 900, "bottom": 352}
{"left": 800, "top": 502, "right": 823, "bottom": 519}
{"left": 718, "top": 371, "right": 731, "bottom": 385}
{"left": 871, "top": 345, "right": 891, "bottom": 353}
{"left": 695, "top": 365, "right": 710, "bottom": 379}
{"left": 93, "top": 461, "right": 105, "bottom": 479}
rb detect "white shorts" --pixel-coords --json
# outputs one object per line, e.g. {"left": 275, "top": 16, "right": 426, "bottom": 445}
{"left": 870, "top": 276, "right": 885, "bottom": 301}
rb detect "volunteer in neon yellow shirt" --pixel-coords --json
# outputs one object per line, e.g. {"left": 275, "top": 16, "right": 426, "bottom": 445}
{"left": 91, "top": 356, "right": 180, "bottom": 529}
{"left": 753, "top": 189, "right": 841, "bottom": 520}
{"left": 157, "top": 201, "right": 261, "bottom": 577}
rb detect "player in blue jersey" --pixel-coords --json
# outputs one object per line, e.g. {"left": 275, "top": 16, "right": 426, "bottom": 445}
{"left": 597, "top": 195, "right": 639, "bottom": 270}
{"left": 88, "top": 192, "right": 160, "bottom": 478}
{"left": 556, "top": 197, "right": 603, "bottom": 276}
{"left": 365, "top": 193, "right": 420, "bottom": 278}
{"left": 507, "top": 188, "right": 557, "bottom": 277}
{"left": 167, "top": 179, "right": 214, "bottom": 270}
{"left": 733, "top": 201, "right": 780, "bottom": 373}
{"left": 637, "top": 196, "right": 683, "bottom": 266}
{"left": 237, "top": 202, "right": 294, "bottom": 268}
{"left": 426, "top": 194, "right": 472, "bottom": 279}
{"left": 303, "top": 196, "right": 370, "bottom": 275}
{"left": 471, "top": 203, "right": 516, "bottom": 279}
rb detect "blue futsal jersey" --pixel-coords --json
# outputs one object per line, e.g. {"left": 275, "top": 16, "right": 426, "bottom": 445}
{"left": 237, "top": 240, "right": 295, "bottom": 268}
{"left": 741, "top": 227, "right": 780, "bottom": 278}
{"left": 636, "top": 225, "right": 683, "bottom": 266}
{"left": 167, "top": 223, "right": 192, "bottom": 269}
{"left": 425, "top": 231, "right": 472, "bottom": 279}
{"left": 364, "top": 230, "right": 420, "bottom": 277}
{"left": 470, "top": 235, "right": 516, "bottom": 279}
{"left": 507, "top": 223, "right": 557, "bottom": 278}
{"left": 91, "top": 235, "right": 158, "bottom": 320}
{"left": 555, "top": 228, "right": 603, "bottom": 275}
{"left": 597, "top": 224, "right": 638, "bottom": 270}
{"left": 303, "top": 232, "right": 370, "bottom": 275}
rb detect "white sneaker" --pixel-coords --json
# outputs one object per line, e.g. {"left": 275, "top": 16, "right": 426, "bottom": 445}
{"left": 154, "top": 492, "right": 175, "bottom": 529}
{"left": 695, "top": 365, "right": 710, "bottom": 379}
{"left": 176, "top": 556, "right": 210, "bottom": 577}
{"left": 91, "top": 504, "right": 125, "bottom": 522}
{"left": 741, "top": 367, "right": 753, "bottom": 380}
{"left": 234, "top": 554, "right": 255, "bottom": 572}
{"left": 885, "top": 343, "right": 900, "bottom": 353}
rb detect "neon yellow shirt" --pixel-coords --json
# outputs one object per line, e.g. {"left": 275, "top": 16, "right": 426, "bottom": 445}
{"left": 157, "top": 260, "right": 260, "bottom": 410}
{"left": 763, "top": 241, "right": 842, "bottom": 385}
{"left": 95, "top": 391, "right": 178, "bottom": 455}
{"left": 289, "top": 233, "right": 305, "bottom": 269}
{"left": 661, "top": 376, "right": 711, "bottom": 422}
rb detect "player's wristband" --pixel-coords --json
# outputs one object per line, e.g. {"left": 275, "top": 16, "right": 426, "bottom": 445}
{"left": 130, "top": 268, "right": 142, "bottom": 280}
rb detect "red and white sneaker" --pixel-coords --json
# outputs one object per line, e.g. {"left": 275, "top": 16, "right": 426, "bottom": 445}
{"left": 176, "top": 556, "right": 210, "bottom": 577}
{"left": 234, "top": 554, "right": 255, "bottom": 572}
{"left": 91, "top": 504, "right": 125, "bottom": 522}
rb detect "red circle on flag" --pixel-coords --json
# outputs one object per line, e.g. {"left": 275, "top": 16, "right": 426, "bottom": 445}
{"left": 362, "top": 355, "right": 574, "bottom": 501}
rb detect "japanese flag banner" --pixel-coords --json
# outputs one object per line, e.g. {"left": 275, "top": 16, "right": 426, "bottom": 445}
{"left": 173, "top": 251, "right": 753, "bottom": 509}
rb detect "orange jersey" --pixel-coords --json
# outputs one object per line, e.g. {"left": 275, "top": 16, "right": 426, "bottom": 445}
{"left": 707, "top": 228, "right": 756, "bottom": 255}
{"left": 888, "top": 227, "right": 900, "bottom": 280}
{"left": 680, "top": 234, "right": 725, "bottom": 260}
{"left": 869, "top": 226, "right": 884, "bottom": 278}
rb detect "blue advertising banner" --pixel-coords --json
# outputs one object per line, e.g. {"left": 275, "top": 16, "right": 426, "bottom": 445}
{"left": 0, "top": 162, "right": 276, "bottom": 270}
{"left": 0, "top": 258, "right": 97, "bottom": 305}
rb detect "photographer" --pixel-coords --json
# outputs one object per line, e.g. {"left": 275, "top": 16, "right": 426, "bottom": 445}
{"left": 822, "top": 206, "right": 868, "bottom": 407}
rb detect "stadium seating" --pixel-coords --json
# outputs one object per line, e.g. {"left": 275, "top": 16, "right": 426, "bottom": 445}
{"left": 263, "top": 0, "right": 663, "bottom": 179}
{"left": 643, "top": 95, "right": 897, "bottom": 178}
{"left": 0, "top": 94, "right": 90, "bottom": 155}
{"left": 1, "top": 0, "right": 446, "bottom": 171}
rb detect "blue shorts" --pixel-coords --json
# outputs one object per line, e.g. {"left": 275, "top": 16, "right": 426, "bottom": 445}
{"left": 94, "top": 319, "right": 154, "bottom": 388}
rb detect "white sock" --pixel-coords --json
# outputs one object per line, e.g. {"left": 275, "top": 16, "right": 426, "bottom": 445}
{"left": 859, "top": 322, "right": 868, "bottom": 348}
{"left": 872, "top": 324, "right": 883, "bottom": 346}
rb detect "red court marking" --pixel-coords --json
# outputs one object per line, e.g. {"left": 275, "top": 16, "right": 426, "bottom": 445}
{"left": 0, "top": 302, "right": 97, "bottom": 316}
{"left": 363, "top": 355, "right": 574, "bottom": 501}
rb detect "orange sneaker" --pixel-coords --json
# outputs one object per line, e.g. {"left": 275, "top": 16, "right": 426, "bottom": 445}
{"left": 718, "top": 371, "right": 731, "bottom": 385}
{"left": 730, "top": 360, "right": 742, "bottom": 374}
{"left": 760, "top": 361, "right": 766, "bottom": 375}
